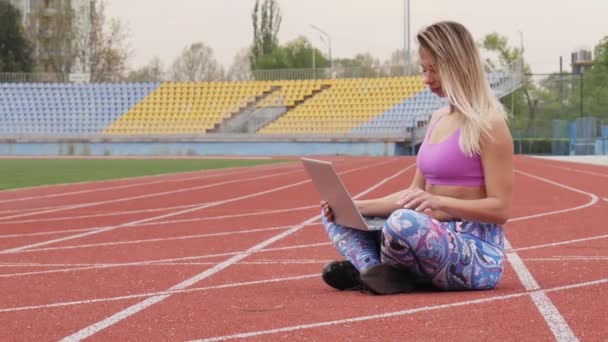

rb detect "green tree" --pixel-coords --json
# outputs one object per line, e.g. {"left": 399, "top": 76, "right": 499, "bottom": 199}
{"left": 333, "top": 53, "right": 384, "bottom": 78}
{"left": 282, "top": 36, "right": 328, "bottom": 69}
{"left": 0, "top": 1, "right": 33, "bottom": 72}
{"left": 252, "top": 36, "right": 329, "bottom": 79}
{"left": 251, "top": 0, "right": 281, "bottom": 69}
{"left": 582, "top": 37, "right": 608, "bottom": 118}
{"left": 481, "top": 33, "right": 540, "bottom": 135}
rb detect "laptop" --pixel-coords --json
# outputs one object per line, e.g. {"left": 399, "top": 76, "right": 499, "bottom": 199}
{"left": 300, "top": 157, "right": 386, "bottom": 231}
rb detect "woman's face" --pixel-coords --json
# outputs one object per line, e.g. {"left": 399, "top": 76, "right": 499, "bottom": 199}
{"left": 419, "top": 47, "right": 445, "bottom": 97}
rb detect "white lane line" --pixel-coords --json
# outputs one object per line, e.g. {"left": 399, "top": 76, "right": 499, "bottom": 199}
{"left": 0, "top": 274, "right": 320, "bottom": 313}
{"left": 58, "top": 161, "right": 413, "bottom": 342}
{"left": 505, "top": 240, "right": 541, "bottom": 291}
{"left": 508, "top": 170, "right": 599, "bottom": 223}
{"left": 506, "top": 240, "right": 574, "bottom": 342}
{"left": 21, "top": 225, "right": 297, "bottom": 253}
{"left": 0, "top": 168, "right": 297, "bottom": 221}
{"left": 0, "top": 169, "right": 266, "bottom": 216}
{"left": 0, "top": 207, "right": 61, "bottom": 215}
{"left": 1, "top": 254, "right": 605, "bottom": 317}
{"left": 522, "top": 257, "right": 608, "bottom": 261}
{"left": 0, "top": 227, "right": 98, "bottom": 239}
{"left": 5, "top": 226, "right": 607, "bottom": 279}
{"left": 530, "top": 292, "right": 579, "bottom": 342}
{"left": 5, "top": 228, "right": 608, "bottom": 279}
{"left": 0, "top": 162, "right": 292, "bottom": 204}
{"left": 191, "top": 277, "right": 608, "bottom": 342}
{"left": 534, "top": 162, "right": 608, "bottom": 178}
{"left": 0, "top": 205, "right": 317, "bottom": 239}
{"left": 59, "top": 221, "right": 320, "bottom": 342}
{"left": 0, "top": 160, "right": 392, "bottom": 254}
{"left": 510, "top": 233, "right": 608, "bottom": 252}
{"left": 0, "top": 204, "right": 199, "bottom": 225}
{"left": 0, "top": 241, "right": 332, "bottom": 278}
{"left": 0, "top": 259, "right": 332, "bottom": 268}
{"left": 503, "top": 169, "right": 600, "bottom": 342}
{"left": 135, "top": 205, "right": 318, "bottom": 227}
{"left": 2, "top": 272, "right": 606, "bottom": 317}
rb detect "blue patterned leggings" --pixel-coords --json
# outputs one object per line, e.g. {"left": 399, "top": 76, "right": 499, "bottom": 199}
{"left": 322, "top": 209, "right": 505, "bottom": 290}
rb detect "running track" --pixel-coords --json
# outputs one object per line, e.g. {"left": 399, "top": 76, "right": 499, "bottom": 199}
{"left": 0, "top": 156, "right": 606, "bottom": 341}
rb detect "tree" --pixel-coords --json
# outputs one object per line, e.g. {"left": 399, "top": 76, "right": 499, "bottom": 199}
{"left": 0, "top": 1, "right": 33, "bottom": 72}
{"left": 250, "top": 36, "right": 329, "bottom": 79}
{"left": 26, "top": 0, "right": 75, "bottom": 73}
{"left": 170, "top": 42, "right": 224, "bottom": 82}
{"left": 282, "top": 36, "right": 328, "bottom": 69}
{"left": 126, "top": 57, "right": 164, "bottom": 82}
{"left": 333, "top": 53, "right": 384, "bottom": 78}
{"left": 86, "top": 0, "right": 131, "bottom": 82}
{"left": 581, "top": 37, "right": 608, "bottom": 118}
{"left": 251, "top": 0, "right": 281, "bottom": 69}
{"left": 71, "top": 0, "right": 94, "bottom": 74}
{"left": 481, "top": 33, "right": 539, "bottom": 135}
{"left": 382, "top": 49, "right": 419, "bottom": 76}
{"left": 227, "top": 47, "right": 253, "bottom": 81}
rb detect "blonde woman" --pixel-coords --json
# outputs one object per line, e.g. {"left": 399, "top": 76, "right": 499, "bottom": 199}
{"left": 320, "top": 21, "right": 513, "bottom": 295}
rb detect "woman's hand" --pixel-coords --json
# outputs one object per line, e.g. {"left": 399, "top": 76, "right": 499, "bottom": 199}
{"left": 320, "top": 200, "right": 334, "bottom": 222}
{"left": 396, "top": 188, "right": 444, "bottom": 213}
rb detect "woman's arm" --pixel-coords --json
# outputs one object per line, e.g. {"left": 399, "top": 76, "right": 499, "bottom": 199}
{"left": 395, "top": 116, "right": 513, "bottom": 224}
{"left": 351, "top": 108, "right": 450, "bottom": 218}
{"left": 436, "top": 117, "right": 514, "bottom": 224}
{"left": 356, "top": 167, "right": 427, "bottom": 217}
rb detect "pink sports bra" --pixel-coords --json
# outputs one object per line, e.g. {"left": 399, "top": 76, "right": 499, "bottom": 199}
{"left": 416, "top": 113, "right": 485, "bottom": 187}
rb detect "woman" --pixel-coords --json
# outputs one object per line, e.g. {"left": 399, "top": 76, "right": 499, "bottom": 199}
{"left": 320, "top": 21, "right": 513, "bottom": 295}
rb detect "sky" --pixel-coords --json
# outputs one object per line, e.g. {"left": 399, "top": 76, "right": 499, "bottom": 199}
{"left": 104, "top": 0, "right": 608, "bottom": 75}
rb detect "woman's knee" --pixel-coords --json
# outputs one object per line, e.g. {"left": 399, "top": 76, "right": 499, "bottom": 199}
{"left": 381, "top": 209, "right": 426, "bottom": 253}
{"left": 383, "top": 209, "right": 429, "bottom": 237}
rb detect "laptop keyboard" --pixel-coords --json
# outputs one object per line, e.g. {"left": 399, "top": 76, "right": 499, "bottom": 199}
{"left": 365, "top": 217, "right": 387, "bottom": 230}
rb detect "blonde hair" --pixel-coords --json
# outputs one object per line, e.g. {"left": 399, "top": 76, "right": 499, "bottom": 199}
{"left": 417, "top": 21, "right": 507, "bottom": 156}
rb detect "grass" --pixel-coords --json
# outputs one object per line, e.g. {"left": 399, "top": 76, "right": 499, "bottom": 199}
{"left": 0, "top": 158, "right": 290, "bottom": 190}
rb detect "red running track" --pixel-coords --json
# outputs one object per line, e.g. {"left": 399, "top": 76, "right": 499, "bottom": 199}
{"left": 0, "top": 156, "right": 606, "bottom": 341}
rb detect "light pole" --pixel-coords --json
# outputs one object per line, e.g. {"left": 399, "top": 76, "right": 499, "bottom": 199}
{"left": 310, "top": 24, "right": 332, "bottom": 72}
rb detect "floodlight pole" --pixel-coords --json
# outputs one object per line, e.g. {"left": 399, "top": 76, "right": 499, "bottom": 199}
{"left": 310, "top": 24, "right": 332, "bottom": 71}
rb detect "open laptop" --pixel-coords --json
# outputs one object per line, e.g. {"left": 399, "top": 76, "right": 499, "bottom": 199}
{"left": 300, "top": 157, "right": 386, "bottom": 231}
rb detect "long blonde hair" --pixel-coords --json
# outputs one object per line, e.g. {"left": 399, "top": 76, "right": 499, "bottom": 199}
{"left": 417, "top": 21, "right": 507, "bottom": 156}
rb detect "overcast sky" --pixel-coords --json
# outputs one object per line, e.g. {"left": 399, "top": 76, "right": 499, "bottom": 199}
{"left": 105, "top": 0, "right": 607, "bottom": 75}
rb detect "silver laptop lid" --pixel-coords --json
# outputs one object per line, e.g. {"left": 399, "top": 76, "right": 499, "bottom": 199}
{"left": 301, "top": 158, "right": 370, "bottom": 230}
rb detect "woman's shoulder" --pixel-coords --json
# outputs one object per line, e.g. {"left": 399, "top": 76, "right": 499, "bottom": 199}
{"left": 485, "top": 109, "right": 510, "bottom": 130}
{"left": 482, "top": 110, "right": 512, "bottom": 144}
{"left": 428, "top": 106, "right": 451, "bottom": 123}
{"left": 434, "top": 106, "right": 451, "bottom": 116}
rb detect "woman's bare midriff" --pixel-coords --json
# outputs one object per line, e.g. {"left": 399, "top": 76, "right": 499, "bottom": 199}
{"left": 426, "top": 184, "right": 486, "bottom": 221}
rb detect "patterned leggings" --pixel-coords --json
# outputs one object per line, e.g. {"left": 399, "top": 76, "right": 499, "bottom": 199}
{"left": 322, "top": 208, "right": 505, "bottom": 290}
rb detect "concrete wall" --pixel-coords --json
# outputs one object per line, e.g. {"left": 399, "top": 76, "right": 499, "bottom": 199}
{"left": 0, "top": 141, "right": 410, "bottom": 156}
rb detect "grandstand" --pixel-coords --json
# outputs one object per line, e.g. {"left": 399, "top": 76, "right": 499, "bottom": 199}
{"left": 0, "top": 69, "right": 522, "bottom": 156}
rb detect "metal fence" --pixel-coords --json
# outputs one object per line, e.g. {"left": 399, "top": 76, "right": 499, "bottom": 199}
{"left": 0, "top": 72, "right": 69, "bottom": 83}
{"left": 0, "top": 57, "right": 525, "bottom": 83}
{"left": 509, "top": 73, "right": 608, "bottom": 155}
{"left": 0, "top": 65, "right": 423, "bottom": 84}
